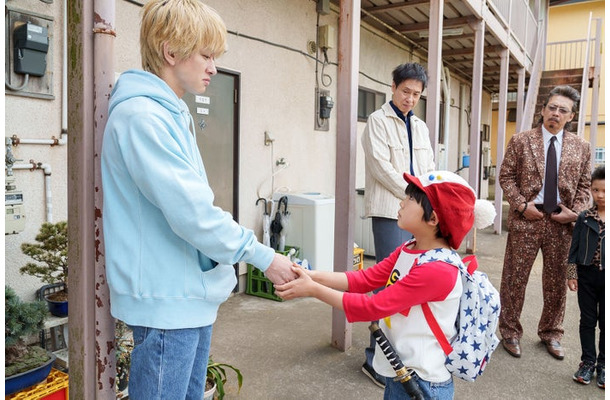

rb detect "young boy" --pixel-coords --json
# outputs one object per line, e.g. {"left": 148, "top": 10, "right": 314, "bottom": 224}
{"left": 568, "top": 165, "right": 605, "bottom": 388}
{"left": 101, "top": 1, "right": 294, "bottom": 398}
{"left": 276, "top": 171, "right": 495, "bottom": 399}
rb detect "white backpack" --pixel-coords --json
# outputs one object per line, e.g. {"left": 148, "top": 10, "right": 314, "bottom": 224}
{"left": 419, "top": 248, "right": 501, "bottom": 382}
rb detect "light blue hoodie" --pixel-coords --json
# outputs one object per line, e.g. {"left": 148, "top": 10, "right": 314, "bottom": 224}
{"left": 102, "top": 70, "right": 274, "bottom": 329}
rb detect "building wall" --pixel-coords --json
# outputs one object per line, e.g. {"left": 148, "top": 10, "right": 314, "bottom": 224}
{"left": 5, "top": 0, "right": 69, "bottom": 300}
{"left": 5, "top": 0, "right": 492, "bottom": 300}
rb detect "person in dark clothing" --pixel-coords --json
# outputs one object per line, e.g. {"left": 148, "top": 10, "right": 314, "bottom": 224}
{"left": 567, "top": 165, "right": 605, "bottom": 389}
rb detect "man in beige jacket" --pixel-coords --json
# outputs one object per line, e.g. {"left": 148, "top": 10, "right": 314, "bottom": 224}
{"left": 360, "top": 62, "right": 435, "bottom": 387}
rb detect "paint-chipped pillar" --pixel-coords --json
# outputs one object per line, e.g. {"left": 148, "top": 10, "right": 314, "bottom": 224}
{"left": 332, "top": 0, "right": 360, "bottom": 352}
{"left": 494, "top": 49, "right": 509, "bottom": 235}
{"left": 425, "top": 0, "right": 443, "bottom": 156}
{"left": 465, "top": 18, "right": 485, "bottom": 253}
{"left": 68, "top": 0, "right": 116, "bottom": 398}
{"left": 93, "top": 0, "right": 116, "bottom": 396}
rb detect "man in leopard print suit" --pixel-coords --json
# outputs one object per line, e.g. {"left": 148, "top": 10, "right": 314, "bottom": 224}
{"left": 498, "top": 85, "right": 591, "bottom": 360}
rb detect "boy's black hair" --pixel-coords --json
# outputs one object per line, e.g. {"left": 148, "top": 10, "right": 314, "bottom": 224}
{"left": 591, "top": 165, "right": 604, "bottom": 182}
{"left": 404, "top": 183, "right": 444, "bottom": 240}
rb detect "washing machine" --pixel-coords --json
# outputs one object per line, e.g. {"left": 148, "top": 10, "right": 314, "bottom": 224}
{"left": 272, "top": 191, "right": 335, "bottom": 272}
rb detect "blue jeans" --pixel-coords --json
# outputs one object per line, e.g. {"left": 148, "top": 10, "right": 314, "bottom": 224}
{"left": 384, "top": 374, "right": 454, "bottom": 400}
{"left": 365, "top": 217, "right": 413, "bottom": 377}
{"left": 128, "top": 325, "right": 213, "bottom": 400}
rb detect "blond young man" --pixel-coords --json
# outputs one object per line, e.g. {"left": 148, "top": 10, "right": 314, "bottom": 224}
{"left": 101, "top": 1, "right": 294, "bottom": 398}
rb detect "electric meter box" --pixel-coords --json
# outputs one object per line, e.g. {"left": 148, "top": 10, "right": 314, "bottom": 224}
{"left": 272, "top": 191, "right": 335, "bottom": 272}
{"left": 6, "top": 192, "right": 26, "bottom": 234}
{"left": 14, "top": 22, "right": 49, "bottom": 77}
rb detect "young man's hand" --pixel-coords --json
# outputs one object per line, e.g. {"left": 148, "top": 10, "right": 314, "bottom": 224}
{"left": 264, "top": 253, "right": 298, "bottom": 285}
{"left": 274, "top": 266, "right": 315, "bottom": 300}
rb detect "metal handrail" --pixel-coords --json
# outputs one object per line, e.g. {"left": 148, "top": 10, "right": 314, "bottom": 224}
{"left": 544, "top": 39, "right": 594, "bottom": 71}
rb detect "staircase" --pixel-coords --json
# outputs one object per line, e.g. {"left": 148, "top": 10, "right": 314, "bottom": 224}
{"left": 533, "top": 67, "right": 595, "bottom": 128}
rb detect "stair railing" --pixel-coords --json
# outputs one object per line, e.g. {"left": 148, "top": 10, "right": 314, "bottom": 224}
{"left": 577, "top": 12, "right": 593, "bottom": 137}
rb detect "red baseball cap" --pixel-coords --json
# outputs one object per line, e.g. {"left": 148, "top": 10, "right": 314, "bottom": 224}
{"left": 403, "top": 171, "right": 477, "bottom": 249}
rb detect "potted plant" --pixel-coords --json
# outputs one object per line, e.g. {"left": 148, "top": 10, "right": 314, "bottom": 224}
{"left": 20, "top": 221, "right": 68, "bottom": 317}
{"left": 115, "top": 320, "right": 133, "bottom": 394}
{"left": 5, "top": 285, "right": 56, "bottom": 396}
{"left": 205, "top": 356, "right": 243, "bottom": 400}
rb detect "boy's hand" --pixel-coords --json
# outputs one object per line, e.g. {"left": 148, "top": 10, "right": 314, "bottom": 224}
{"left": 274, "top": 266, "right": 315, "bottom": 300}
{"left": 567, "top": 279, "right": 578, "bottom": 292}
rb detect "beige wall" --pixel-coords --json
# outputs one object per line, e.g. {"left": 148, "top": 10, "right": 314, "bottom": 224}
{"left": 5, "top": 0, "right": 493, "bottom": 299}
{"left": 5, "top": 0, "right": 69, "bottom": 300}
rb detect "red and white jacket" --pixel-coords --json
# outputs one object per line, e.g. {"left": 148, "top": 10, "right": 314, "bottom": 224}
{"left": 343, "top": 242, "right": 461, "bottom": 382}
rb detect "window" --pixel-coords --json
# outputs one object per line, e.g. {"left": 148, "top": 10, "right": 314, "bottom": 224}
{"left": 358, "top": 87, "right": 385, "bottom": 121}
{"left": 595, "top": 147, "right": 605, "bottom": 166}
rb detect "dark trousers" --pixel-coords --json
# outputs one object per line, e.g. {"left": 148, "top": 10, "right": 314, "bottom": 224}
{"left": 577, "top": 265, "right": 605, "bottom": 366}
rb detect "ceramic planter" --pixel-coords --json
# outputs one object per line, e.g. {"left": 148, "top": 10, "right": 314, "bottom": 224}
{"left": 5, "top": 352, "right": 56, "bottom": 396}
{"left": 203, "top": 381, "right": 216, "bottom": 400}
{"left": 39, "top": 283, "right": 68, "bottom": 317}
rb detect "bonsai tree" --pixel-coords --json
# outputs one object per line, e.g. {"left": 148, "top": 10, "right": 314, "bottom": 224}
{"left": 5, "top": 285, "right": 50, "bottom": 377}
{"left": 206, "top": 356, "right": 243, "bottom": 399}
{"left": 20, "top": 221, "right": 68, "bottom": 301}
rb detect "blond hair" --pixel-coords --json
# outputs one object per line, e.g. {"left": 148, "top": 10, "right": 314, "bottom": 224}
{"left": 140, "top": 0, "right": 227, "bottom": 76}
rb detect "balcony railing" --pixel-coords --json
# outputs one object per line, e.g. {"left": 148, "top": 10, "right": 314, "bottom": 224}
{"left": 544, "top": 39, "right": 595, "bottom": 71}
{"left": 488, "top": 0, "right": 541, "bottom": 58}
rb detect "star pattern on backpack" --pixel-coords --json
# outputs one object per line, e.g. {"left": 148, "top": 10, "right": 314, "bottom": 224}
{"left": 418, "top": 248, "right": 501, "bottom": 382}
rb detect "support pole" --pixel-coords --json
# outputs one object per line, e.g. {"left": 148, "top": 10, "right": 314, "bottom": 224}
{"left": 425, "top": 0, "right": 444, "bottom": 157}
{"left": 494, "top": 49, "right": 509, "bottom": 235}
{"left": 332, "top": 0, "right": 360, "bottom": 352}
{"left": 465, "top": 18, "right": 485, "bottom": 253}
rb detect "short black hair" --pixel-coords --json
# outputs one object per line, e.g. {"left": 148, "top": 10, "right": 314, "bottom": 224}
{"left": 404, "top": 183, "right": 444, "bottom": 240}
{"left": 591, "top": 165, "right": 604, "bottom": 182}
{"left": 392, "top": 63, "right": 428, "bottom": 90}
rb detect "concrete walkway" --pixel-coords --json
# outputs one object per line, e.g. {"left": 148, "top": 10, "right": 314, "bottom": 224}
{"left": 210, "top": 214, "right": 604, "bottom": 399}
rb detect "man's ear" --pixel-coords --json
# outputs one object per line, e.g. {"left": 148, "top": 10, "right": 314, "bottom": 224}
{"left": 163, "top": 42, "right": 177, "bottom": 66}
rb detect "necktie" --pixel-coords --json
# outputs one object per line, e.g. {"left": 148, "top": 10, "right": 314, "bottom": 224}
{"left": 543, "top": 136, "right": 558, "bottom": 213}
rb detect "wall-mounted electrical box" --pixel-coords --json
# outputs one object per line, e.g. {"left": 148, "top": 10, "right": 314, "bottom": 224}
{"left": 314, "top": 88, "right": 333, "bottom": 131}
{"left": 5, "top": 176, "right": 26, "bottom": 235}
{"left": 318, "top": 25, "right": 335, "bottom": 50}
{"left": 14, "top": 22, "right": 49, "bottom": 77}
{"left": 317, "top": 0, "right": 330, "bottom": 15}
{"left": 5, "top": 7, "right": 54, "bottom": 98}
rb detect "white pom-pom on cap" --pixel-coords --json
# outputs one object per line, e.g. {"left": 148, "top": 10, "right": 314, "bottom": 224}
{"left": 474, "top": 199, "right": 496, "bottom": 229}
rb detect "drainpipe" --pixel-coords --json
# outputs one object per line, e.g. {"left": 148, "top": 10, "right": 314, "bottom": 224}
{"left": 441, "top": 64, "right": 451, "bottom": 170}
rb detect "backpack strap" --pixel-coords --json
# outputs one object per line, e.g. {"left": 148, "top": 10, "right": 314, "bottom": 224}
{"left": 462, "top": 255, "right": 478, "bottom": 274}
{"left": 422, "top": 303, "right": 453, "bottom": 356}
{"left": 417, "top": 248, "right": 466, "bottom": 356}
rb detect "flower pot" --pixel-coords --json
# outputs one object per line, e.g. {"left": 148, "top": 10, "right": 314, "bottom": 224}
{"left": 203, "top": 381, "right": 216, "bottom": 400}
{"left": 5, "top": 352, "right": 57, "bottom": 396}
{"left": 39, "top": 283, "right": 68, "bottom": 317}
{"left": 46, "top": 298, "right": 68, "bottom": 317}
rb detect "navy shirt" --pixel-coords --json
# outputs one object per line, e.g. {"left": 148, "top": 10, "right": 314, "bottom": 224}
{"left": 389, "top": 101, "right": 415, "bottom": 175}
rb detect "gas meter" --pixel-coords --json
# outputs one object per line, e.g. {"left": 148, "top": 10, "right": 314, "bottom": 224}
{"left": 6, "top": 176, "right": 26, "bottom": 234}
